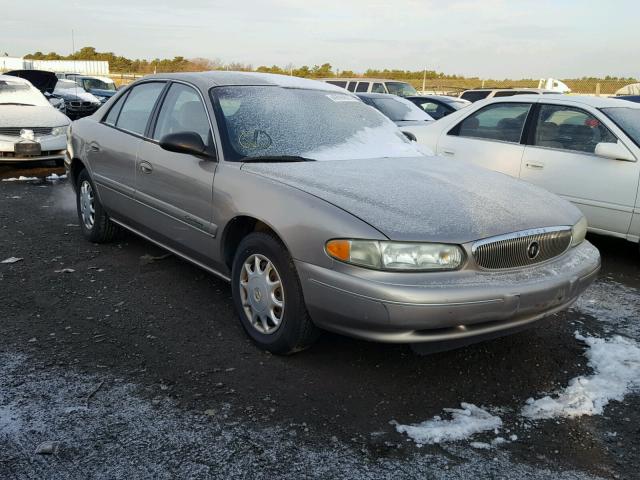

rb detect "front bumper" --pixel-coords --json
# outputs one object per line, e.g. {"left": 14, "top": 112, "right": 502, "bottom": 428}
{"left": 0, "top": 136, "right": 66, "bottom": 163}
{"left": 296, "top": 241, "right": 600, "bottom": 344}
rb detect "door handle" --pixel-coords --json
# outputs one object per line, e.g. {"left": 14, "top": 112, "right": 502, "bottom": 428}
{"left": 525, "top": 162, "right": 545, "bottom": 170}
{"left": 139, "top": 162, "right": 153, "bottom": 174}
{"left": 442, "top": 150, "right": 455, "bottom": 156}
{"left": 88, "top": 144, "right": 100, "bottom": 152}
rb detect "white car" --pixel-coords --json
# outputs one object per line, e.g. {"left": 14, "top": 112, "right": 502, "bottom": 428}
{"left": 417, "top": 95, "right": 640, "bottom": 244}
{"left": 0, "top": 75, "right": 70, "bottom": 165}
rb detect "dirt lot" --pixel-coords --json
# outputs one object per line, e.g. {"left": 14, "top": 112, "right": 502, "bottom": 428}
{"left": 1, "top": 166, "right": 639, "bottom": 479}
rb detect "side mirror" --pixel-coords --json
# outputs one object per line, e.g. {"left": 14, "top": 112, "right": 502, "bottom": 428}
{"left": 159, "top": 132, "right": 211, "bottom": 158}
{"left": 595, "top": 141, "right": 636, "bottom": 162}
{"left": 402, "top": 131, "right": 417, "bottom": 142}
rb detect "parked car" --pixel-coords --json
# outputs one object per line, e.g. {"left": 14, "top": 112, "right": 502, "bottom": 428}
{"left": 0, "top": 74, "right": 70, "bottom": 164}
{"left": 615, "top": 95, "right": 640, "bottom": 104}
{"left": 415, "top": 95, "right": 640, "bottom": 245}
{"left": 356, "top": 92, "right": 434, "bottom": 142}
{"left": 5, "top": 69, "right": 66, "bottom": 114}
{"left": 460, "top": 88, "right": 558, "bottom": 103}
{"left": 63, "top": 74, "right": 117, "bottom": 104}
{"left": 322, "top": 78, "right": 418, "bottom": 97}
{"left": 66, "top": 72, "right": 599, "bottom": 354}
{"left": 54, "top": 80, "right": 102, "bottom": 119}
{"left": 405, "top": 95, "right": 471, "bottom": 120}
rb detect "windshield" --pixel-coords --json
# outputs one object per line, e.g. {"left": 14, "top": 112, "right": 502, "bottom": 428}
{"left": 0, "top": 80, "right": 50, "bottom": 106}
{"left": 211, "top": 86, "right": 423, "bottom": 162}
{"left": 602, "top": 107, "right": 640, "bottom": 147}
{"left": 82, "top": 78, "right": 116, "bottom": 91}
{"left": 370, "top": 97, "right": 433, "bottom": 122}
{"left": 385, "top": 82, "right": 418, "bottom": 97}
{"left": 56, "top": 80, "right": 82, "bottom": 91}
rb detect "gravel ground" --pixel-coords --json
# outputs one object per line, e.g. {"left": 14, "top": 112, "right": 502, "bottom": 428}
{"left": 1, "top": 168, "right": 639, "bottom": 479}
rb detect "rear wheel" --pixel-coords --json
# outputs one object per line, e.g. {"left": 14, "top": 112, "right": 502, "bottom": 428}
{"left": 231, "top": 232, "right": 320, "bottom": 354}
{"left": 76, "top": 169, "right": 120, "bottom": 243}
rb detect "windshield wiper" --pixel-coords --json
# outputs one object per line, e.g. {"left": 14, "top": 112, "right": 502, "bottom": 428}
{"left": 240, "top": 155, "right": 316, "bottom": 163}
{"left": 0, "top": 102, "right": 35, "bottom": 106}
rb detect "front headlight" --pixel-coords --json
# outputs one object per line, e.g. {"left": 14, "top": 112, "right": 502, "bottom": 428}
{"left": 571, "top": 216, "right": 588, "bottom": 247}
{"left": 325, "top": 239, "right": 465, "bottom": 271}
{"left": 51, "top": 125, "right": 68, "bottom": 137}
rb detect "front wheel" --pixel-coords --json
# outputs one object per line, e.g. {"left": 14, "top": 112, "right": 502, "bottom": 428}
{"left": 231, "top": 232, "right": 320, "bottom": 354}
{"left": 76, "top": 169, "right": 120, "bottom": 243}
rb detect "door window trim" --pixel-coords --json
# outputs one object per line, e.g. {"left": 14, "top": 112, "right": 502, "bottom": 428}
{"left": 447, "top": 102, "right": 534, "bottom": 145}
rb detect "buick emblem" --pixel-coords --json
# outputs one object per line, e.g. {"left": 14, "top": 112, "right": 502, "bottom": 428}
{"left": 527, "top": 241, "right": 540, "bottom": 260}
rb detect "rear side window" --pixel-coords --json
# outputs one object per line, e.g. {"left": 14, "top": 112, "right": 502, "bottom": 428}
{"left": 103, "top": 92, "right": 128, "bottom": 126}
{"left": 153, "top": 83, "right": 211, "bottom": 144}
{"left": 371, "top": 83, "right": 385, "bottom": 93}
{"left": 116, "top": 82, "right": 165, "bottom": 135}
{"left": 326, "top": 80, "right": 347, "bottom": 88}
{"left": 460, "top": 91, "right": 490, "bottom": 102}
{"left": 450, "top": 102, "right": 532, "bottom": 143}
{"left": 355, "top": 82, "right": 370, "bottom": 93}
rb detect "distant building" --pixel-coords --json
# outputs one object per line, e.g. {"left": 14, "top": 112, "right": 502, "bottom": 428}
{"left": 0, "top": 57, "right": 109, "bottom": 75}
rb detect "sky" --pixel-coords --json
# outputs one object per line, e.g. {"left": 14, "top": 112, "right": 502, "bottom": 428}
{"left": 2, "top": 0, "right": 639, "bottom": 79}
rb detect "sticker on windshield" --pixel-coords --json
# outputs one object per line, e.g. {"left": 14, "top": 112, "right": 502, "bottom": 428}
{"left": 326, "top": 94, "right": 358, "bottom": 103}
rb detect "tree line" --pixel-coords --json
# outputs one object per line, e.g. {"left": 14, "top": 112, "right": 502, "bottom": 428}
{"left": 22, "top": 47, "right": 637, "bottom": 84}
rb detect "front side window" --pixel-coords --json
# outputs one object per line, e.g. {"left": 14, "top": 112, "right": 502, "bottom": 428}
{"left": 116, "top": 82, "right": 165, "bottom": 135}
{"left": 355, "top": 82, "right": 370, "bottom": 92}
{"left": 451, "top": 103, "right": 531, "bottom": 143}
{"left": 211, "top": 86, "right": 423, "bottom": 161}
{"left": 385, "top": 82, "right": 418, "bottom": 97}
{"left": 533, "top": 104, "right": 617, "bottom": 153}
{"left": 153, "top": 83, "right": 210, "bottom": 144}
{"left": 371, "top": 83, "right": 385, "bottom": 93}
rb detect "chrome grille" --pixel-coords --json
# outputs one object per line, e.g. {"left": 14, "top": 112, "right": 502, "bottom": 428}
{"left": 0, "top": 127, "right": 53, "bottom": 137}
{"left": 472, "top": 227, "right": 572, "bottom": 269}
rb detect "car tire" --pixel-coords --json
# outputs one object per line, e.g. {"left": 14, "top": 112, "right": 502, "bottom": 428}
{"left": 76, "top": 169, "right": 120, "bottom": 243}
{"left": 231, "top": 232, "right": 320, "bottom": 354}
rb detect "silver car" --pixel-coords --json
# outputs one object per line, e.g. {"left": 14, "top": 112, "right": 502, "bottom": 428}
{"left": 66, "top": 72, "right": 600, "bottom": 354}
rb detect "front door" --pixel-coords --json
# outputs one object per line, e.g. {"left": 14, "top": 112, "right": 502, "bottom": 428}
{"left": 520, "top": 103, "right": 639, "bottom": 237}
{"left": 134, "top": 82, "right": 217, "bottom": 265}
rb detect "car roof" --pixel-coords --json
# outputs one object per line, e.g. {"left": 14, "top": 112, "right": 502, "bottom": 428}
{"left": 406, "top": 94, "right": 470, "bottom": 104}
{"left": 136, "top": 71, "right": 346, "bottom": 92}
{"left": 320, "top": 78, "right": 409, "bottom": 83}
{"left": 356, "top": 92, "right": 401, "bottom": 99}
{"left": 0, "top": 74, "right": 31, "bottom": 85}
{"left": 479, "top": 93, "right": 640, "bottom": 109}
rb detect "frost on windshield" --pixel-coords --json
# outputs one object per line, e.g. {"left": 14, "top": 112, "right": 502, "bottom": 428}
{"left": 213, "top": 86, "right": 424, "bottom": 161}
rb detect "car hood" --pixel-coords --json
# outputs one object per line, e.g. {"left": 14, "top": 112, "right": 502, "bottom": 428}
{"left": 5, "top": 70, "right": 57, "bottom": 95}
{"left": 242, "top": 156, "right": 582, "bottom": 243}
{"left": 54, "top": 88, "right": 100, "bottom": 102}
{"left": 0, "top": 105, "right": 69, "bottom": 128}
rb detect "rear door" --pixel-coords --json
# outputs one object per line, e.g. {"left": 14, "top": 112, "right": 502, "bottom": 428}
{"left": 86, "top": 81, "right": 166, "bottom": 221}
{"left": 436, "top": 101, "right": 534, "bottom": 177}
{"left": 134, "top": 81, "right": 218, "bottom": 264}
{"left": 520, "top": 103, "right": 639, "bottom": 237}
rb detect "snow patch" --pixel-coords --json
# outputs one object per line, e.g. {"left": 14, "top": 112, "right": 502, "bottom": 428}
{"left": 522, "top": 333, "right": 640, "bottom": 420}
{"left": 2, "top": 176, "right": 39, "bottom": 182}
{"left": 394, "top": 403, "right": 502, "bottom": 445}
